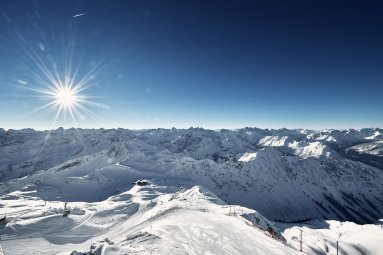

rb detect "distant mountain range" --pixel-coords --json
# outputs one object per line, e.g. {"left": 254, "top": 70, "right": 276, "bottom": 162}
{"left": 1, "top": 127, "right": 382, "bottom": 224}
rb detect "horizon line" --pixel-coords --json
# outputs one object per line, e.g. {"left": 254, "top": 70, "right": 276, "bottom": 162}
{"left": 1, "top": 126, "right": 381, "bottom": 132}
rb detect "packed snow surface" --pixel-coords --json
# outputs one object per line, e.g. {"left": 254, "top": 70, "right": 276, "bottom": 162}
{"left": 0, "top": 184, "right": 301, "bottom": 254}
{"left": 1, "top": 184, "right": 382, "bottom": 255}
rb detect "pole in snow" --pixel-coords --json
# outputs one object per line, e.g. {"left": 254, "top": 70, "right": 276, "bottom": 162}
{"left": 300, "top": 229, "right": 302, "bottom": 252}
{"left": 337, "top": 241, "right": 338, "bottom": 255}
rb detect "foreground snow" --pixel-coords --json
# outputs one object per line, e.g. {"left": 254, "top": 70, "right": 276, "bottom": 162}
{"left": 1, "top": 184, "right": 299, "bottom": 255}
{"left": 281, "top": 220, "right": 383, "bottom": 255}
{"left": 0, "top": 184, "right": 382, "bottom": 255}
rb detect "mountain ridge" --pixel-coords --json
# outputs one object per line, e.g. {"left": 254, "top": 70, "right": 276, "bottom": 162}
{"left": 1, "top": 127, "right": 382, "bottom": 224}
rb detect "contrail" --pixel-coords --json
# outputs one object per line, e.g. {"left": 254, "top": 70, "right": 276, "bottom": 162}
{"left": 73, "top": 13, "right": 87, "bottom": 18}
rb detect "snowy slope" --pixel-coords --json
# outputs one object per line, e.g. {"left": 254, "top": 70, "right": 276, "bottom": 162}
{"left": 1, "top": 183, "right": 382, "bottom": 255}
{"left": 0, "top": 184, "right": 301, "bottom": 255}
{"left": 279, "top": 219, "right": 383, "bottom": 255}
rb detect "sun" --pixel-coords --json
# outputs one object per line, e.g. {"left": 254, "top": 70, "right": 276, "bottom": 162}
{"left": 55, "top": 87, "right": 78, "bottom": 108}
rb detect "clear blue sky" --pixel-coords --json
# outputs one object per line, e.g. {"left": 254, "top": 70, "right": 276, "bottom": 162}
{"left": 0, "top": 0, "right": 382, "bottom": 130}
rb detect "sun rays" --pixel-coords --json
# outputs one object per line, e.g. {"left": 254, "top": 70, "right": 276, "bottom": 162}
{"left": 17, "top": 46, "right": 109, "bottom": 129}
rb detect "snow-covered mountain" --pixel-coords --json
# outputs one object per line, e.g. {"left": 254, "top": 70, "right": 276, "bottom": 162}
{"left": 0, "top": 127, "right": 383, "bottom": 254}
{"left": 1, "top": 127, "right": 382, "bottom": 224}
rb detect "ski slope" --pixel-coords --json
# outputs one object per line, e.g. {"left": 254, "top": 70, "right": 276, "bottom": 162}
{"left": 1, "top": 184, "right": 382, "bottom": 255}
{"left": 0, "top": 184, "right": 300, "bottom": 255}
